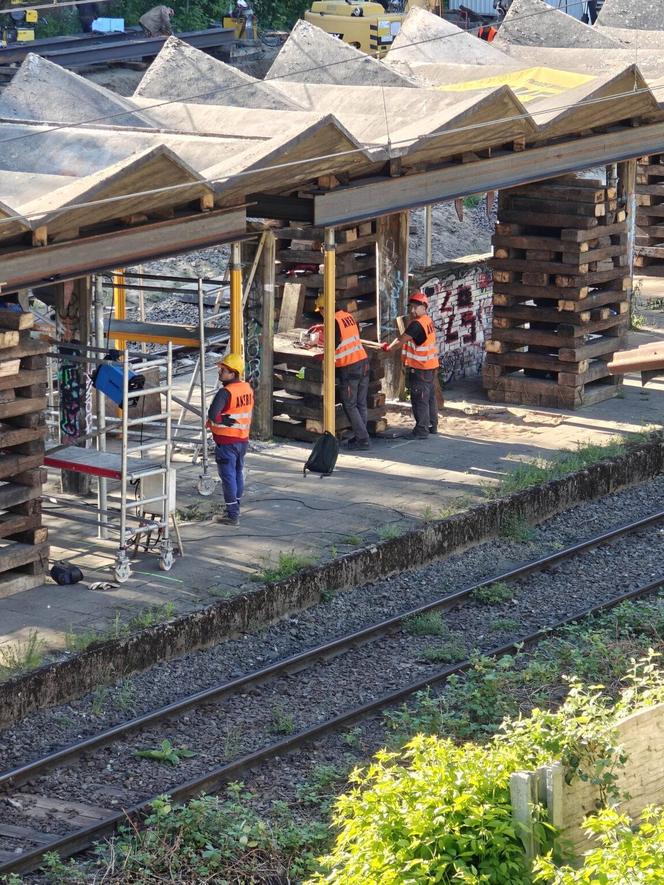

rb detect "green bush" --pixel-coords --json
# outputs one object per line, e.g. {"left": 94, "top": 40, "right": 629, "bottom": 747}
{"left": 310, "top": 736, "right": 534, "bottom": 885}
{"left": 535, "top": 806, "right": 664, "bottom": 885}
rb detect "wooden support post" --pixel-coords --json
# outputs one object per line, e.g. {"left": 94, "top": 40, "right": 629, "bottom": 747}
{"left": 230, "top": 241, "right": 243, "bottom": 356}
{"left": 377, "top": 211, "right": 409, "bottom": 400}
{"left": 55, "top": 277, "right": 92, "bottom": 495}
{"left": 323, "top": 227, "right": 336, "bottom": 435}
{"left": 245, "top": 231, "right": 275, "bottom": 439}
{"left": 618, "top": 159, "right": 637, "bottom": 285}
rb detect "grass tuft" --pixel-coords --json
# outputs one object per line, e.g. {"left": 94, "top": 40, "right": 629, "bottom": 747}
{"left": 254, "top": 550, "right": 315, "bottom": 583}
{"left": 0, "top": 630, "right": 44, "bottom": 681}
{"left": 406, "top": 611, "right": 447, "bottom": 637}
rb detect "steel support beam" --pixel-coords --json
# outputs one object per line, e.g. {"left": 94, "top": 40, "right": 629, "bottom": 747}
{"left": 0, "top": 208, "right": 247, "bottom": 292}
{"left": 230, "top": 242, "right": 243, "bottom": 356}
{"left": 314, "top": 123, "right": 664, "bottom": 227}
{"left": 323, "top": 228, "right": 336, "bottom": 435}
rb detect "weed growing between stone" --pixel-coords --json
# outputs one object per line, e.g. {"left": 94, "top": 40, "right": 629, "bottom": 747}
{"left": 254, "top": 550, "right": 315, "bottom": 583}
{"left": 0, "top": 630, "right": 44, "bottom": 681}
{"left": 64, "top": 603, "right": 177, "bottom": 653}
{"left": 472, "top": 580, "right": 514, "bottom": 605}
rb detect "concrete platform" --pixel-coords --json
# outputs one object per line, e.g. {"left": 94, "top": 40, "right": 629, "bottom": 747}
{"left": 2, "top": 323, "right": 664, "bottom": 655}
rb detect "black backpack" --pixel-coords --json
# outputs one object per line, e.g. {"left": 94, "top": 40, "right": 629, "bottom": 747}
{"left": 303, "top": 431, "right": 339, "bottom": 477}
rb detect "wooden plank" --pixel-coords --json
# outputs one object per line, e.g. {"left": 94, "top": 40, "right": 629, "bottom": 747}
{"left": 498, "top": 209, "right": 599, "bottom": 230}
{"left": 0, "top": 425, "right": 47, "bottom": 448}
{"left": 635, "top": 245, "right": 664, "bottom": 259}
{"left": 504, "top": 195, "right": 606, "bottom": 218}
{"left": 0, "top": 369, "right": 46, "bottom": 393}
{"left": 0, "top": 482, "right": 42, "bottom": 509}
{"left": 558, "top": 337, "right": 624, "bottom": 362}
{"left": 635, "top": 184, "right": 664, "bottom": 196}
{"left": 0, "top": 453, "right": 43, "bottom": 482}
{"left": 334, "top": 234, "right": 377, "bottom": 254}
{"left": 493, "top": 305, "right": 590, "bottom": 325}
{"left": 0, "top": 396, "right": 47, "bottom": 420}
{"left": 0, "top": 541, "right": 49, "bottom": 572}
{"left": 493, "top": 233, "right": 578, "bottom": 253}
{"left": 555, "top": 268, "right": 630, "bottom": 287}
{"left": 0, "top": 331, "right": 20, "bottom": 350}
{"left": 0, "top": 513, "right": 43, "bottom": 541}
{"left": 491, "top": 257, "right": 589, "bottom": 275}
{"left": 560, "top": 220, "right": 628, "bottom": 243}
{"left": 519, "top": 183, "right": 607, "bottom": 203}
{"left": 0, "top": 571, "right": 43, "bottom": 598}
{"left": 277, "top": 282, "right": 305, "bottom": 333}
{"left": 0, "top": 309, "right": 33, "bottom": 330}
{"left": 486, "top": 352, "right": 588, "bottom": 373}
{"left": 278, "top": 249, "right": 322, "bottom": 265}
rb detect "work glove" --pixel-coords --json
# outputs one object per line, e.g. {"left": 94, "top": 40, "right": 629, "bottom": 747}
{"left": 220, "top": 415, "right": 237, "bottom": 427}
{"left": 381, "top": 342, "right": 390, "bottom": 352}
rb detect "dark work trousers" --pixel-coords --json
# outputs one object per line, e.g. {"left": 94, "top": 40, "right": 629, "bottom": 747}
{"left": 410, "top": 368, "right": 438, "bottom": 435}
{"left": 339, "top": 358, "right": 370, "bottom": 442}
{"left": 215, "top": 441, "right": 248, "bottom": 519}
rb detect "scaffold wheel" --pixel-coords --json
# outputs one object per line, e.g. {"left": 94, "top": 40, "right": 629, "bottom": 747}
{"left": 114, "top": 555, "right": 132, "bottom": 583}
{"left": 159, "top": 542, "right": 175, "bottom": 572}
{"left": 197, "top": 474, "right": 217, "bottom": 497}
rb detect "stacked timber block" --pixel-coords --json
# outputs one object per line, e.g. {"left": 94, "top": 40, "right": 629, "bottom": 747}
{"left": 635, "top": 153, "right": 664, "bottom": 276}
{"left": 272, "top": 220, "right": 388, "bottom": 441}
{"left": 274, "top": 221, "right": 378, "bottom": 338}
{"left": 272, "top": 331, "right": 387, "bottom": 442}
{"left": 0, "top": 308, "right": 49, "bottom": 598}
{"left": 484, "top": 176, "right": 630, "bottom": 409}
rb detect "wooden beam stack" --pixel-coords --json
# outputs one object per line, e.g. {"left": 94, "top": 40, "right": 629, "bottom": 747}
{"left": 635, "top": 153, "right": 664, "bottom": 276}
{"left": 483, "top": 176, "right": 630, "bottom": 408}
{"left": 272, "top": 220, "right": 388, "bottom": 441}
{"left": 272, "top": 332, "right": 387, "bottom": 442}
{"left": 0, "top": 308, "right": 49, "bottom": 598}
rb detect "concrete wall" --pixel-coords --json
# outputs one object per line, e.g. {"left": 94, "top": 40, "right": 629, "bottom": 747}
{"left": 412, "top": 253, "right": 493, "bottom": 385}
{"left": 512, "top": 703, "right": 664, "bottom": 858}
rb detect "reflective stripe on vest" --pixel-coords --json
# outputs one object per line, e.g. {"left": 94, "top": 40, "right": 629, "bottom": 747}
{"left": 207, "top": 380, "right": 254, "bottom": 441}
{"left": 335, "top": 310, "right": 367, "bottom": 368}
{"left": 403, "top": 316, "right": 439, "bottom": 370}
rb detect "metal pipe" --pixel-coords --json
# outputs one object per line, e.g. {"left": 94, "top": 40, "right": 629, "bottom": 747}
{"left": 93, "top": 276, "right": 108, "bottom": 540}
{"left": 111, "top": 269, "right": 125, "bottom": 353}
{"left": 424, "top": 204, "right": 433, "bottom": 267}
{"left": 323, "top": 227, "right": 336, "bottom": 435}
{"left": 230, "top": 242, "right": 242, "bottom": 356}
{"left": 120, "top": 350, "right": 129, "bottom": 549}
{"left": 164, "top": 341, "right": 173, "bottom": 544}
{"left": 197, "top": 279, "right": 209, "bottom": 482}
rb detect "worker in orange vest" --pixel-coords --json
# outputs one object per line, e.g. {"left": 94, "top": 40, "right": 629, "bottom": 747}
{"left": 206, "top": 353, "right": 254, "bottom": 526}
{"left": 314, "top": 295, "right": 371, "bottom": 450}
{"left": 383, "top": 291, "right": 440, "bottom": 439}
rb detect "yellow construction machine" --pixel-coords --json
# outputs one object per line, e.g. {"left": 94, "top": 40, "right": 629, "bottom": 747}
{"left": 1, "top": 0, "right": 39, "bottom": 45}
{"left": 304, "top": 0, "right": 437, "bottom": 54}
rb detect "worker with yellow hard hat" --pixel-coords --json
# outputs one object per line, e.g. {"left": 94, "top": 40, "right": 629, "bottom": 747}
{"left": 206, "top": 353, "right": 254, "bottom": 526}
{"left": 314, "top": 294, "right": 371, "bottom": 451}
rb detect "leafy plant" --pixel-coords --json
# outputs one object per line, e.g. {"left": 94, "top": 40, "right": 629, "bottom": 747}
{"left": 500, "top": 515, "right": 536, "bottom": 542}
{"left": 135, "top": 739, "right": 196, "bottom": 766}
{"left": 534, "top": 806, "right": 664, "bottom": 884}
{"left": 492, "top": 617, "right": 520, "bottom": 632}
{"left": 405, "top": 611, "right": 447, "bottom": 636}
{"left": 0, "top": 630, "right": 44, "bottom": 680}
{"left": 342, "top": 534, "right": 362, "bottom": 546}
{"left": 377, "top": 522, "right": 403, "bottom": 541}
{"left": 65, "top": 603, "right": 178, "bottom": 653}
{"left": 254, "top": 550, "right": 314, "bottom": 583}
{"left": 270, "top": 704, "right": 296, "bottom": 735}
{"left": 421, "top": 638, "right": 467, "bottom": 664}
{"left": 473, "top": 580, "right": 514, "bottom": 605}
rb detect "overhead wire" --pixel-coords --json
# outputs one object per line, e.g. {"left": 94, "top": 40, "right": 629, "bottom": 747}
{"left": 0, "top": 78, "right": 661, "bottom": 231}
{"left": 0, "top": 0, "right": 605, "bottom": 144}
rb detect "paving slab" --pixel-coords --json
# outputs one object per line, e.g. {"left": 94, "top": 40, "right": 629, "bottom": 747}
{"left": 597, "top": 0, "right": 664, "bottom": 32}
{"left": 1, "top": 322, "right": 663, "bottom": 657}
{"left": 134, "top": 36, "right": 300, "bottom": 110}
{"left": 385, "top": 7, "right": 510, "bottom": 69}
{"left": 266, "top": 19, "right": 416, "bottom": 87}
{"left": 494, "top": 0, "right": 621, "bottom": 49}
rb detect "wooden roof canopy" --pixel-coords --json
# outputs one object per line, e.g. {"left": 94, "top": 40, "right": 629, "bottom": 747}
{"left": 0, "top": 1, "right": 663, "bottom": 292}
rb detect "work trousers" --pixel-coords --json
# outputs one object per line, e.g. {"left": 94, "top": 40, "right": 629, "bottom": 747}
{"left": 215, "top": 441, "right": 247, "bottom": 519}
{"left": 410, "top": 368, "right": 438, "bottom": 435}
{"left": 339, "top": 358, "right": 370, "bottom": 442}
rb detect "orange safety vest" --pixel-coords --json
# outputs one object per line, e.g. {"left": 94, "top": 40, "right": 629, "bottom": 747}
{"left": 403, "top": 316, "right": 439, "bottom": 371}
{"left": 207, "top": 380, "right": 254, "bottom": 443}
{"left": 335, "top": 310, "right": 367, "bottom": 368}
{"left": 478, "top": 24, "right": 498, "bottom": 41}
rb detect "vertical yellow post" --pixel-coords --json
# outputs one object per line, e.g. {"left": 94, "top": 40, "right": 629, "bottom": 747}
{"left": 323, "top": 228, "right": 336, "bottom": 434}
{"left": 111, "top": 268, "right": 125, "bottom": 352}
{"left": 230, "top": 242, "right": 243, "bottom": 360}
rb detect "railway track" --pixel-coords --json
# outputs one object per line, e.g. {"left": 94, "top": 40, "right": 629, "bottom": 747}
{"left": 2, "top": 507, "right": 664, "bottom": 876}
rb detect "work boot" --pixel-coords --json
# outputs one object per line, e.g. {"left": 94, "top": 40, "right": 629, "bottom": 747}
{"left": 411, "top": 428, "right": 429, "bottom": 440}
{"left": 429, "top": 426, "right": 438, "bottom": 434}
{"left": 214, "top": 514, "right": 240, "bottom": 526}
{"left": 348, "top": 438, "right": 371, "bottom": 451}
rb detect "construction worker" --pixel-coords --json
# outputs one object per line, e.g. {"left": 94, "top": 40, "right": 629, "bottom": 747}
{"left": 206, "top": 353, "right": 254, "bottom": 526}
{"left": 139, "top": 4, "right": 174, "bottom": 36}
{"left": 383, "top": 291, "right": 439, "bottom": 439}
{"left": 314, "top": 295, "right": 371, "bottom": 450}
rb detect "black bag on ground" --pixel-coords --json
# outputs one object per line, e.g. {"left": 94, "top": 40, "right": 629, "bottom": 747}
{"left": 50, "top": 562, "right": 84, "bottom": 585}
{"left": 303, "top": 431, "right": 339, "bottom": 477}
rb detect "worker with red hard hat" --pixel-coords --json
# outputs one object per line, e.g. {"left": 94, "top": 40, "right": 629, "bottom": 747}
{"left": 206, "top": 352, "right": 254, "bottom": 526}
{"left": 383, "top": 291, "right": 440, "bottom": 439}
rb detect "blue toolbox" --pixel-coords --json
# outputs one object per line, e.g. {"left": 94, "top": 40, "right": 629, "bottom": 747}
{"left": 93, "top": 362, "right": 144, "bottom": 407}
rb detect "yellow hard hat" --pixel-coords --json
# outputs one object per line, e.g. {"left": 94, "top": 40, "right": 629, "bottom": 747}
{"left": 218, "top": 352, "right": 244, "bottom": 375}
{"left": 314, "top": 294, "right": 325, "bottom": 312}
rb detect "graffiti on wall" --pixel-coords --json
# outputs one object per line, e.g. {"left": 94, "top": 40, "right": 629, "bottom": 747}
{"left": 245, "top": 315, "right": 262, "bottom": 391}
{"left": 420, "top": 262, "right": 493, "bottom": 385}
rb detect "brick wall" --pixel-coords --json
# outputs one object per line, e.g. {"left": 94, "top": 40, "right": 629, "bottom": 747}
{"left": 511, "top": 703, "right": 664, "bottom": 858}
{"left": 411, "top": 253, "right": 493, "bottom": 385}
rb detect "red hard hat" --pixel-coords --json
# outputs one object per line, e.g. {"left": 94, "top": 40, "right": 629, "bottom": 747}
{"left": 409, "top": 291, "right": 428, "bottom": 307}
